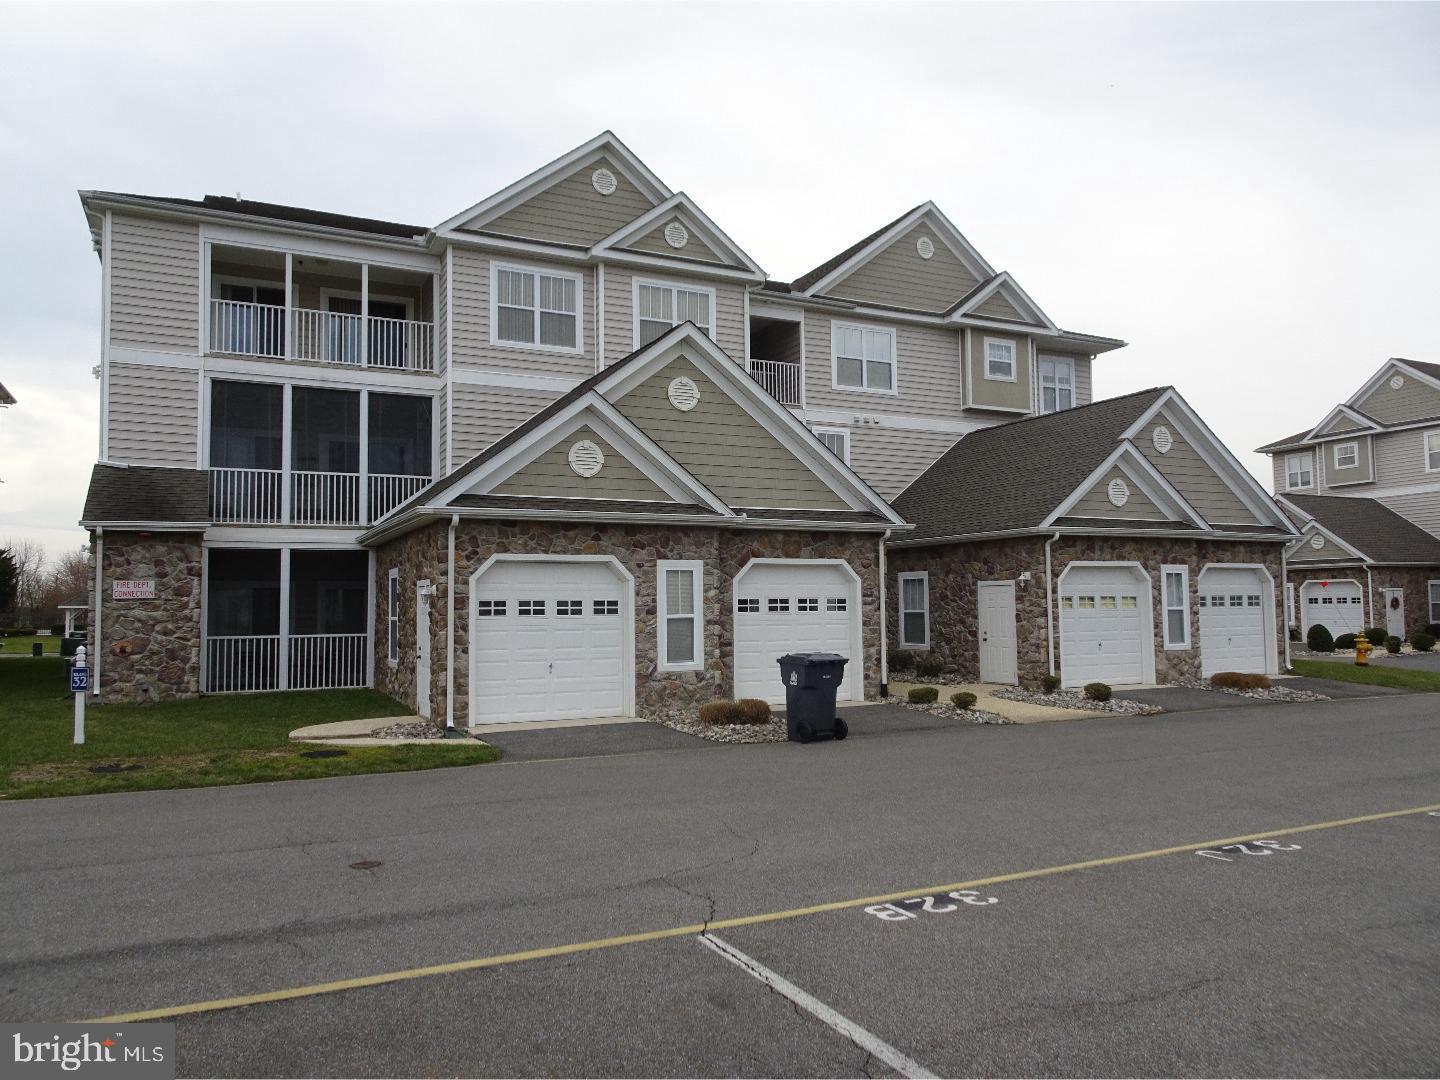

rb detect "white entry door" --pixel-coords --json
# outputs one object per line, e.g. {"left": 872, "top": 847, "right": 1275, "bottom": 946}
{"left": 1299, "top": 580, "right": 1365, "bottom": 639}
{"left": 1059, "top": 566, "right": 1149, "bottom": 688}
{"left": 471, "top": 560, "right": 628, "bottom": 724}
{"left": 415, "top": 582, "right": 432, "bottom": 719}
{"left": 1197, "top": 567, "right": 1269, "bottom": 677}
{"left": 734, "top": 561, "right": 860, "bottom": 706}
{"left": 977, "top": 581, "right": 1018, "bottom": 684}
{"left": 1383, "top": 589, "right": 1405, "bottom": 640}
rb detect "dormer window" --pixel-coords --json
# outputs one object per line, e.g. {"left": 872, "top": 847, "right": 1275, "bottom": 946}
{"left": 1285, "top": 452, "right": 1314, "bottom": 490}
{"left": 1333, "top": 441, "right": 1358, "bottom": 470}
{"left": 984, "top": 339, "right": 1016, "bottom": 381}
{"left": 1039, "top": 356, "right": 1074, "bottom": 412}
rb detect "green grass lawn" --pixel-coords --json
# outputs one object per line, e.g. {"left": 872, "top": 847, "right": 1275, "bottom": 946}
{"left": 1292, "top": 658, "right": 1440, "bottom": 693}
{"left": 0, "top": 658, "right": 497, "bottom": 800}
{"left": 0, "top": 634, "right": 67, "bottom": 655}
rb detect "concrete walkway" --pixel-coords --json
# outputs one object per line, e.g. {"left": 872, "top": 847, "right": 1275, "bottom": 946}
{"left": 290, "top": 713, "right": 654, "bottom": 747}
{"left": 888, "top": 679, "right": 1108, "bottom": 722}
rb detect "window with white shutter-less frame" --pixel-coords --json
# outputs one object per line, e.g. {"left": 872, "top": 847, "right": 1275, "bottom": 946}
{"left": 899, "top": 572, "right": 929, "bottom": 648}
{"left": 658, "top": 560, "right": 704, "bottom": 671}
{"left": 493, "top": 264, "right": 581, "bottom": 351}
{"left": 635, "top": 281, "right": 713, "bottom": 347}
{"left": 832, "top": 323, "right": 895, "bottom": 392}
{"left": 1162, "top": 565, "right": 1189, "bottom": 649}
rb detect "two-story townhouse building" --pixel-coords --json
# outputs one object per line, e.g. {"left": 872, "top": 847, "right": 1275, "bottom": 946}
{"left": 1256, "top": 357, "right": 1440, "bottom": 641}
{"left": 77, "top": 131, "right": 1296, "bottom": 722}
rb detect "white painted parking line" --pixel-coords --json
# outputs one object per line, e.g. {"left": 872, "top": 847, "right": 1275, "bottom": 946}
{"left": 698, "top": 932, "right": 937, "bottom": 1080}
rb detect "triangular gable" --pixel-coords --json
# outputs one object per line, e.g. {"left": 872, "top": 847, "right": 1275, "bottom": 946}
{"left": 599, "top": 324, "right": 906, "bottom": 523}
{"left": 801, "top": 203, "right": 996, "bottom": 302}
{"left": 1045, "top": 443, "right": 1208, "bottom": 529}
{"left": 825, "top": 220, "right": 984, "bottom": 313}
{"left": 592, "top": 193, "right": 764, "bottom": 277}
{"left": 1304, "top": 403, "right": 1380, "bottom": 442}
{"left": 1286, "top": 520, "right": 1368, "bottom": 564}
{"left": 1123, "top": 391, "right": 1296, "bottom": 532}
{"left": 948, "top": 271, "right": 1058, "bottom": 331}
{"left": 436, "top": 132, "right": 672, "bottom": 246}
{"left": 1348, "top": 358, "right": 1440, "bottom": 427}
{"left": 492, "top": 424, "right": 675, "bottom": 503}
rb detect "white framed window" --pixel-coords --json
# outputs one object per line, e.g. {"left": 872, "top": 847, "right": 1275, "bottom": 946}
{"left": 386, "top": 569, "right": 400, "bottom": 665}
{"left": 1425, "top": 430, "right": 1440, "bottom": 473}
{"left": 658, "top": 560, "right": 704, "bottom": 671}
{"left": 492, "top": 263, "right": 582, "bottom": 352}
{"left": 635, "top": 279, "right": 713, "bottom": 347}
{"left": 1038, "top": 355, "right": 1074, "bottom": 412}
{"left": 1285, "top": 452, "right": 1314, "bottom": 490}
{"left": 1162, "top": 565, "right": 1189, "bottom": 649}
{"left": 984, "top": 338, "right": 1016, "bottom": 382}
{"left": 831, "top": 322, "right": 896, "bottom": 393}
{"left": 1429, "top": 580, "right": 1440, "bottom": 624}
{"left": 1333, "top": 441, "right": 1358, "bottom": 470}
{"left": 811, "top": 426, "right": 850, "bottom": 464}
{"left": 898, "top": 571, "right": 929, "bottom": 649}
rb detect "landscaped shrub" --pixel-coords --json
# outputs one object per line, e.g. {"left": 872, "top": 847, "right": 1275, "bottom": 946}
{"left": 1040, "top": 674, "right": 1061, "bottom": 693}
{"left": 699, "top": 699, "right": 772, "bottom": 726}
{"left": 888, "top": 650, "right": 915, "bottom": 674}
{"left": 1333, "top": 633, "right": 1357, "bottom": 650}
{"left": 1083, "top": 682, "right": 1112, "bottom": 702}
{"left": 1385, "top": 635, "right": 1402, "bottom": 654}
{"left": 1411, "top": 632, "right": 1436, "bottom": 653}
{"left": 1306, "top": 624, "right": 1335, "bottom": 653}
{"left": 1424, "top": 622, "right": 1440, "bottom": 639}
{"left": 5, "top": 628, "right": 38, "bottom": 637}
{"left": 1365, "top": 628, "right": 1390, "bottom": 649}
{"left": 908, "top": 686, "right": 939, "bottom": 705}
{"left": 1288, "top": 626, "right": 1302, "bottom": 642}
{"left": 950, "top": 691, "right": 977, "bottom": 709}
{"left": 914, "top": 654, "right": 945, "bottom": 679}
{"left": 1210, "top": 672, "right": 1272, "bottom": 691}
{"left": 737, "top": 698, "right": 772, "bottom": 723}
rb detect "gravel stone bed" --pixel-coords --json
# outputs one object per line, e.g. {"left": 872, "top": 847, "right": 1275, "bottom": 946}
{"left": 654, "top": 716, "right": 789, "bottom": 744}
{"left": 991, "top": 687, "right": 1164, "bottom": 715}
{"left": 899, "top": 702, "right": 1014, "bottom": 725}
{"left": 1172, "top": 676, "right": 1330, "bottom": 703}
{"left": 370, "top": 720, "right": 447, "bottom": 740}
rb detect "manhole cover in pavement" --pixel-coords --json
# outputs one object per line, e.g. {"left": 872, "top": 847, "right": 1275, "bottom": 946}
{"left": 88, "top": 763, "right": 144, "bottom": 774}
{"left": 301, "top": 749, "right": 348, "bottom": 759}
{"left": 349, "top": 860, "right": 382, "bottom": 871}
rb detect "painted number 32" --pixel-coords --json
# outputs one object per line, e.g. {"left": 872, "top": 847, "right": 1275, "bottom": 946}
{"left": 1195, "top": 839, "right": 1301, "bottom": 862}
{"left": 865, "top": 891, "right": 999, "bottom": 921}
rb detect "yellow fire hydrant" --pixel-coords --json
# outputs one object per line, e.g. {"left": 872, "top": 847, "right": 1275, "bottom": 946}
{"left": 1355, "top": 632, "right": 1372, "bottom": 666}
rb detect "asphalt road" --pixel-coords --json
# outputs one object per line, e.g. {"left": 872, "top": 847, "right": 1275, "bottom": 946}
{"left": 3, "top": 690, "right": 1439, "bottom": 1077}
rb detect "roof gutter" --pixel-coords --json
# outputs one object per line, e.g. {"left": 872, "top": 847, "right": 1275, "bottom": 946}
{"left": 889, "top": 525, "right": 1297, "bottom": 549}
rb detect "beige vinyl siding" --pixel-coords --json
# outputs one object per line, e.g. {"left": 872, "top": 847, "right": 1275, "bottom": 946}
{"left": 1290, "top": 530, "right": 1354, "bottom": 563}
{"left": 973, "top": 290, "right": 1025, "bottom": 321}
{"left": 1376, "top": 491, "right": 1440, "bottom": 539}
{"left": 1318, "top": 435, "right": 1372, "bottom": 489}
{"left": 449, "top": 383, "right": 560, "bottom": 471}
{"left": 494, "top": 426, "right": 671, "bottom": 501}
{"left": 826, "top": 224, "right": 979, "bottom": 313}
{"left": 1136, "top": 409, "right": 1260, "bottom": 524}
{"left": 109, "top": 215, "right": 200, "bottom": 353}
{"left": 625, "top": 218, "right": 729, "bottom": 265}
{"left": 602, "top": 267, "right": 746, "bottom": 366}
{"left": 1074, "top": 356, "right": 1093, "bottom": 406}
{"left": 1270, "top": 455, "right": 1287, "bottom": 495}
{"left": 437, "top": 385, "right": 449, "bottom": 474}
{"left": 472, "top": 157, "right": 655, "bottom": 247}
{"left": 1369, "top": 427, "right": 1439, "bottom": 489}
{"left": 847, "top": 425, "right": 959, "bottom": 500}
{"left": 107, "top": 362, "right": 199, "bottom": 466}
{"left": 1068, "top": 470, "right": 1169, "bottom": 520}
{"left": 1354, "top": 371, "right": 1440, "bottom": 425}
{"left": 448, "top": 249, "right": 595, "bottom": 380}
{"left": 966, "top": 330, "right": 1031, "bottom": 413}
{"left": 611, "top": 356, "right": 848, "bottom": 510}
{"left": 437, "top": 253, "right": 450, "bottom": 377}
{"left": 803, "top": 314, "right": 963, "bottom": 419}
{"left": 1315, "top": 413, "right": 1369, "bottom": 437}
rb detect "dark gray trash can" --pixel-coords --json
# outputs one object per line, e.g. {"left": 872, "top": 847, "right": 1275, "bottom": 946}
{"left": 777, "top": 652, "right": 849, "bottom": 743}
{"left": 60, "top": 636, "right": 82, "bottom": 658}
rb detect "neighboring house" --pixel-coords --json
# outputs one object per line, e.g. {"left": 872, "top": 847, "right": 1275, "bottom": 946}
{"left": 0, "top": 382, "right": 14, "bottom": 407}
{"left": 1256, "top": 357, "right": 1440, "bottom": 540}
{"left": 888, "top": 388, "right": 1298, "bottom": 688}
{"left": 1279, "top": 493, "right": 1440, "bottom": 644}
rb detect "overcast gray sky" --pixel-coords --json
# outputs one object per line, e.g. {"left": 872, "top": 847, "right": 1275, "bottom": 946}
{"left": 2, "top": 1, "right": 1437, "bottom": 560}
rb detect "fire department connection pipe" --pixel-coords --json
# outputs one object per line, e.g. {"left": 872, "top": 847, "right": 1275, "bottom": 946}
{"left": 445, "top": 513, "right": 458, "bottom": 732}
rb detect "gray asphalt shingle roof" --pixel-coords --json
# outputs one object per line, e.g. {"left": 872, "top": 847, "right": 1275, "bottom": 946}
{"left": 80, "top": 464, "right": 209, "bottom": 526}
{"left": 1285, "top": 494, "right": 1440, "bottom": 565}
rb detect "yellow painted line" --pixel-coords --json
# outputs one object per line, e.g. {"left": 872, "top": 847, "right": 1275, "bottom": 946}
{"left": 82, "top": 800, "right": 1440, "bottom": 1024}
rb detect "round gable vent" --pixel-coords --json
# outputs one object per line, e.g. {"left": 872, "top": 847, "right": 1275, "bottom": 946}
{"left": 1152, "top": 425, "right": 1174, "bottom": 454}
{"left": 591, "top": 168, "right": 617, "bottom": 196}
{"left": 1310, "top": 533, "right": 1326, "bottom": 550}
{"left": 568, "top": 439, "right": 605, "bottom": 477}
{"left": 664, "top": 221, "right": 689, "bottom": 249}
{"left": 1389, "top": 374, "right": 1404, "bottom": 390}
{"left": 668, "top": 376, "right": 700, "bottom": 412}
{"left": 1107, "top": 478, "right": 1131, "bottom": 507}
{"left": 916, "top": 236, "right": 935, "bottom": 260}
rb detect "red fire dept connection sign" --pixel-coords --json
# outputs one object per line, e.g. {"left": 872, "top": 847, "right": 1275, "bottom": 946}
{"left": 112, "top": 580, "right": 156, "bottom": 600}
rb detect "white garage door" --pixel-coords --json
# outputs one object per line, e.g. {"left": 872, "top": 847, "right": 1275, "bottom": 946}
{"left": 471, "top": 560, "right": 627, "bottom": 724}
{"left": 1198, "top": 568, "right": 1269, "bottom": 677}
{"left": 1299, "top": 579, "right": 1365, "bottom": 640}
{"left": 734, "top": 562, "right": 860, "bottom": 706}
{"left": 1059, "top": 566, "right": 1148, "bottom": 688}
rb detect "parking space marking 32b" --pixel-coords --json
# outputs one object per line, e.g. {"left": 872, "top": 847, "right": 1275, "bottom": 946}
{"left": 865, "top": 891, "right": 998, "bottom": 921}
{"left": 1195, "top": 839, "right": 1301, "bottom": 863}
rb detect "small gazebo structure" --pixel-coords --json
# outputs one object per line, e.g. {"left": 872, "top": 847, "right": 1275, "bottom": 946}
{"left": 59, "top": 596, "right": 87, "bottom": 637}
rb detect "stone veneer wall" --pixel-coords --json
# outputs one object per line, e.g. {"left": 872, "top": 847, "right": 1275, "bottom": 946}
{"left": 373, "top": 520, "right": 882, "bottom": 727}
{"left": 889, "top": 535, "right": 1288, "bottom": 685}
{"left": 92, "top": 531, "right": 203, "bottom": 702}
{"left": 1286, "top": 564, "right": 1440, "bottom": 639}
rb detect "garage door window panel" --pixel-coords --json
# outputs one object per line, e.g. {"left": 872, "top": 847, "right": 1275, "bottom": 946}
{"left": 1162, "top": 565, "right": 1189, "bottom": 649}
{"left": 658, "top": 561, "right": 704, "bottom": 671}
{"left": 899, "top": 572, "right": 929, "bottom": 648}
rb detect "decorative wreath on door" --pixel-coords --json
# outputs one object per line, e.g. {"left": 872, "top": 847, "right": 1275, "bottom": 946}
{"left": 1390, "top": 595, "right": 1401, "bottom": 610}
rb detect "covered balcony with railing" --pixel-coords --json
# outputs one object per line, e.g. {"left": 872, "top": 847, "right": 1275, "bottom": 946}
{"left": 209, "top": 380, "right": 432, "bottom": 527}
{"left": 207, "top": 245, "right": 437, "bottom": 372}
{"left": 747, "top": 314, "right": 803, "bottom": 407}
{"left": 204, "top": 548, "right": 370, "bottom": 693}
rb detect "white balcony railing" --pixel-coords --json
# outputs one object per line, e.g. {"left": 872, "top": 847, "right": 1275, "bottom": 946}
{"left": 288, "top": 634, "right": 368, "bottom": 690}
{"left": 204, "top": 634, "right": 367, "bottom": 693}
{"left": 291, "top": 470, "right": 361, "bottom": 526}
{"left": 205, "top": 635, "right": 280, "bottom": 693}
{"left": 370, "top": 473, "right": 430, "bottom": 521}
{"left": 210, "top": 299, "right": 435, "bottom": 372}
{"left": 210, "top": 467, "right": 283, "bottom": 524}
{"left": 748, "top": 359, "right": 802, "bottom": 406}
{"left": 209, "top": 468, "right": 428, "bottom": 525}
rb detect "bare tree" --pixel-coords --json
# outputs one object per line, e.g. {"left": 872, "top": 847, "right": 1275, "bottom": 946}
{"left": 1, "top": 538, "right": 48, "bottom": 622}
{"left": 38, "top": 546, "right": 91, "bottom": 617}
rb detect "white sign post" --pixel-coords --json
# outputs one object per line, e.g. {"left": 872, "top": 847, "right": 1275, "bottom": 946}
{"left": 71, "top": 646, "right": 88, "bottom": 745}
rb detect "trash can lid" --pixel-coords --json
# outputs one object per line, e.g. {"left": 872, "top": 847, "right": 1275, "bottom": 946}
{"left": 776, "top": 652, "right": 848, "bottom": 664}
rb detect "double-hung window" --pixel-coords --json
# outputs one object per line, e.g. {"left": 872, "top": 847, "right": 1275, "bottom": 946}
{"left": 833, "top": 323, "right": 895, "bottom": 392}
{"left": 636, "top": 281, "right": 712, "bottom": 346}
{"left": 1285, "top": 452, "right": 1314, "bottom": 490}
{"left": 1425, "top": 430, "right": 1440, "bottom": 473}
{"left": 658, "top": 560, "right": 704, "bottom": 671}
{"left": 1333, "top": 441, "right": 1358, "bottom": 470}
{"left": 493, "top": 264, "right": 581, "bottom": 350}
{"left": 984, "top": 338, "right": 1016, "bottom": 381}
{"left": 1162, "top": 565, "right": 1189, "bottom": 649}
{"left": 1429, "top": 581, "right": 1440, "bottom": 623}
{"left": 898, "top": 572, "right": 929, "bottom": 649}
{"left": 386, "top": 569, "right": 400, "bottom": 665}
{"left": 812, "top": 427, "right": 850, "bottom": 463}
{"left": 1039, "top": 356, "right": 1074, "bottom": 412}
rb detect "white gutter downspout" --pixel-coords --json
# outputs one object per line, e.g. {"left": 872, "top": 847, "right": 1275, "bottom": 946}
{"left": 1044, "top": 531, "right": 1060, "bottom": 677}
{"left": 1365, "top": 566, "right": 1375, "bottom": 631}
{"left": 1281, "top": 545, "right": 1292, "bottom": 671}
{"left": 92, "top": 527, "right": 103, "bottom": 700}
{"left": 445, "top": 513, "right": 458, "bottom": 733}
{"left": 878, "top": 529, "right": 891, "bottom": 698}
